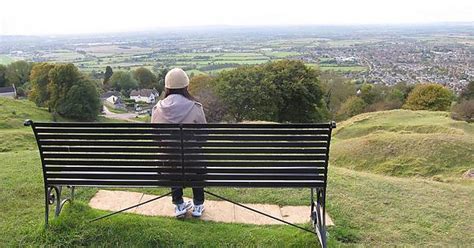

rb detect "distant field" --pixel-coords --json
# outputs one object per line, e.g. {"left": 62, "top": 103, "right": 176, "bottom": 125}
{"left": 0, "top": 55, "right": 14, "bottom": 65}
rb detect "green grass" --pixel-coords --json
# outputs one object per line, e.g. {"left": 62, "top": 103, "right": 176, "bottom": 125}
{"left": 0, "top": 55, "right": 14, "bottom": 64}
{"left": 1, "top": 149, "right": 473, "bottom": 246}
{"left": 1, "top": 99, "right": 473, "bottom": 246}
{"left": 0, "top": 98, "right": 65, "bottom": 129}
{"left": 264, "top": 51, "right": 300, "bottom": 58}
{"left": 331, "top": 110, "right": 474, "bottom": 180}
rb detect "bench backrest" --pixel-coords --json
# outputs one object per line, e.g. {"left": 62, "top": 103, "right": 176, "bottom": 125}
{"left": 27, "top": 121, "right": 335, "bottom": 188}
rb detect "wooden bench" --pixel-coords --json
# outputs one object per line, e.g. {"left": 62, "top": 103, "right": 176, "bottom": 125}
{"left": 25, "top": 120, "right": 336, "bottom": 247}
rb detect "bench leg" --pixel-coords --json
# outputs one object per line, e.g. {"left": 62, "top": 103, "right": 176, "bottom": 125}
{"left": 311, "top": 188, "right": 327, "bottom": 248}
{"left": 44, "top": 186, "right": 74, "bottom": 227}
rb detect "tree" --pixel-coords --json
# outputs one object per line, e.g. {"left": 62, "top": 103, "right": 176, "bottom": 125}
{"left": 215, "top": 66, "right": 278, "bottom": 122}
{"left": 451, "top": 99, "right": 474, "bottom": 123}
{"left": 0, "top": 65, "right": 7, "bottom": 87}
{"left": 103, "top": 66, "right": 113, "bottom": 87}
{"left": 403, "top": 83, "right": 454, "bottom": 111}
{"left": 5, "top": 61, "right": 32, "bottom": 87}
{"left": 188, "top": 75, "right": 227, "bottom": 122}
{"left": 460, "top": 81, "right": 474, "bottom": 100}
{"left": 133, "top": 67, "right": 158, "bottom": 89}
{"left": 262, "top": 60, "right": 328, "bottom": 122}
{"left": 358, "top": 83, "right": 383, "bottom": 105}
{"left": 336, "top": 96, "right": 367, "bottom": 121}
{"left": 29, "top": 63, "right": 55, "bottom": 107}
{"left": 319, "top": 70, "right": 356, "bottom": 115}
{"left": 57, "top": 78, "right": 101, "bottom": 121}
{"left": 155, "top": 67, "right": 168, "bottom": 93}
{"left": 109, "top": 71, "right": 138, "bottom": 97}
{"left": 47, "top": 64, "right": 82, "bottom": 112}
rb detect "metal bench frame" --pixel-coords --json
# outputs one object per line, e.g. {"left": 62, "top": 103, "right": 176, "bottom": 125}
{"left": 25, "top": 120, "right": 335, "bottom": 248}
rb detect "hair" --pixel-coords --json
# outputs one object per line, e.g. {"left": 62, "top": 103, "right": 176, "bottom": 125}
{"left": 164, "top": 87, "right": 197, "bottom": 101}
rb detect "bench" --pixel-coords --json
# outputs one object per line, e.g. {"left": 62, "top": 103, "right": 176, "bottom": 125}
{"left": 25, "top": 120, "right": 336, "bottom": 247}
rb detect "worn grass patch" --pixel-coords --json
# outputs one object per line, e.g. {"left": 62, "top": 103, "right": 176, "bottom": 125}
{"left": 331, "top": 110, "right": 474, "bottom": 180}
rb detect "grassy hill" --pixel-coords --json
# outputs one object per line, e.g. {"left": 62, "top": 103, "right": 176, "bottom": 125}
{"left": 0, "top": 98, "right": 64, "bottom": 152}
{"left": 331, "top": 110, "right": 474, "bottom": 181}
{"left": 0, "top": 99, "right": 473, "bottom": 246}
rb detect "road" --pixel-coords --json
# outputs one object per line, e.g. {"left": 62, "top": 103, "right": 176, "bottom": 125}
{"left": 101, "top": 106, "right": 140, "bottom": 122}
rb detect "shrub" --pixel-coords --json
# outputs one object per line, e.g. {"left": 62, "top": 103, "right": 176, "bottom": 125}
{"left": 188, "top": 75, "right": 228, "bottom": 122}
{"left": 451, "top": 99, "right": 474, "bottom": 123}
{"left": 336, "top": 96, "right": 367, "bottom": 121}
{"left": 403, "top": 83, "right": 454, "bottom": 111}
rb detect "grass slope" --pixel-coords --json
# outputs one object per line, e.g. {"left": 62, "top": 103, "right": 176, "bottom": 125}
{"left": 1, "top": 150, "right": 473, "bottom": 247}
{"left": 1, "top": 100, "right": 473, "bottom": 246}
{"left": 331, "top": 110, "right": 474, "bottom": 180}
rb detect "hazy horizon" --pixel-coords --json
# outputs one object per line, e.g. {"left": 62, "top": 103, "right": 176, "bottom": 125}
{"left": 1, "top": 0, "right": 473, "bottom": 35}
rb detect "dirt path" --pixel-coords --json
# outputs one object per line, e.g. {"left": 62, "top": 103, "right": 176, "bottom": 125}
{"left": 101, "top": 106, "right": 141, "bottom": 122}
{"left": 89, "top": 190, "right": 334, "bottom": 226}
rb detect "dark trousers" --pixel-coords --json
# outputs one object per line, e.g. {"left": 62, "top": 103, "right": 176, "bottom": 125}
{"left": 171, "top": 187, "right": 204, "bottom": 205}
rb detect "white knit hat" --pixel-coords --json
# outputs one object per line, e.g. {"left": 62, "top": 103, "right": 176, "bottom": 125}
{"left": 165, "top": 68, "right": 189, "bottom": 89}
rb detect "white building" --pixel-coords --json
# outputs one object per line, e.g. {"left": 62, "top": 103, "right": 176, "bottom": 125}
{"left": 100, "top": 91, "right": 122, "bottom": 105}
{"left": 130, "top": 89, "right": 160, "bottom": 103}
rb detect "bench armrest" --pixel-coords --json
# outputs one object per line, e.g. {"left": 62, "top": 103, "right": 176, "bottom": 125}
{"left": 24, "top": 119, "right": 33, "bottom": 127}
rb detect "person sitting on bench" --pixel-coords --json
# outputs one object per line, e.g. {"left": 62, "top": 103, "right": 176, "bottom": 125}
{"left": 151, "top": 68, "right": 207, "bottom": 218}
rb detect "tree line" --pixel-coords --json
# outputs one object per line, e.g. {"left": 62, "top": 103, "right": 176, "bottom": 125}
{"left": 1, "top": 61, "right": 168, "bottom": 121}
{"left": 2, "top": 59, "right": 472, "bottom": 123}
{"left": 188, "top": 60, "right": 472, "bottom": 123}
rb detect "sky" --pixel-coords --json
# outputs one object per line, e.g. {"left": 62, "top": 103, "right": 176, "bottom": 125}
{"left": 1, "top": 0, "right": 473, "bottom": 35}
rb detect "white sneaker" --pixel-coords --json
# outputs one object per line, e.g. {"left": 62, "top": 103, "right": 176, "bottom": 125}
{"left": 175, "top": 201, "right": 192, "bottom": 218}
{"left": 192, "top": 204, "right": 205, "bottom": 218}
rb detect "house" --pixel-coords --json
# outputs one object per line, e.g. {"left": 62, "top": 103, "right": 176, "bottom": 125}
{"left": 130, "top": 89, "right": 160, "bottom": 104}
{"left": 0, "top": 85, "right": 17, "bottom": 98}
{"left": 100, "top": 91, "right": 122, "bottom": 106}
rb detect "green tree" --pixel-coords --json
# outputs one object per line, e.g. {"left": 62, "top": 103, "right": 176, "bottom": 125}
{"left": 215, "top": 66, "right": 278, "bottom": 122}
{"left": 155, "top": 67, "right": 168, "bottom": 93}
{"left": 188, "top": 75, "right": 227, "bottom": 122}
{"left": 460, "top": 81, "right": 474, "bottom": 100}
{"left": 133, "top": 67, "right": 158, "bottom": 89}
{"left": 262, "top": 60, "right": 327, "bottom": 122}
{"left": 0, "top": 65, "right": 7, "bottom": 87}
{"left": 319, "top": 70, "right": 356, "bottom": 115}
{"left": 29, "top": 63, "right": 55, "bottom": 107}
{"left": 5, "top": 61, "right": 32, "bottom": 87}
{"left": 358, "top": 83, "right": 383, "bottom": 105}
{"left": 47, "top": 64, "right": 81, "bottom": 112}
{"left": 403, "top": 83, "right": 454, "bottom": 111}
{"left": 109, "top": 71, "right": 138, "bottom": 97}
{"left": 57, "top": 78, "right": 101, "bottom": 121}
{"left": 336, "top": 96, "right": 367, "bottom": 121}
{"left": 103, "top": 66, "right": 113, "bottom": 88}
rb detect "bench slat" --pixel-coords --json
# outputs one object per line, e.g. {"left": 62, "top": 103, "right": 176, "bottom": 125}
{"left": 39, "top": 140, "right": 181, "bottom": 147}
{"left": 37, "top": 134, "right": 328, "bottom": 141}
{"left": 41, "top": 146, "right": 326, "bottom": 154}
{"left": 44, "top": 166, "right": 326, "bottom": 174}
{"left": 35, "top": 128, "right": 329, "bottom": 135}
{"left": 38, "top": 134, "right": 181, "bottom": 140}
{"left": 38, "top": 140, "right": 327, "bottom": 148}
{"left": 46, "top": 173, "right": 325, "bottom": 181}
{"left": 46, "top": 179, "right": 325, "bottom": 188}
{"left": 42, "top": 153, "right": 326, "bottom": 161}
{"left": 33, "top": 122, "right": 332, "bottom": 129}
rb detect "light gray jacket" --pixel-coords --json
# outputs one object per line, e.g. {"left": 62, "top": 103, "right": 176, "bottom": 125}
{"left": 151, "top": 94, "right": 207, "bottom": 124}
